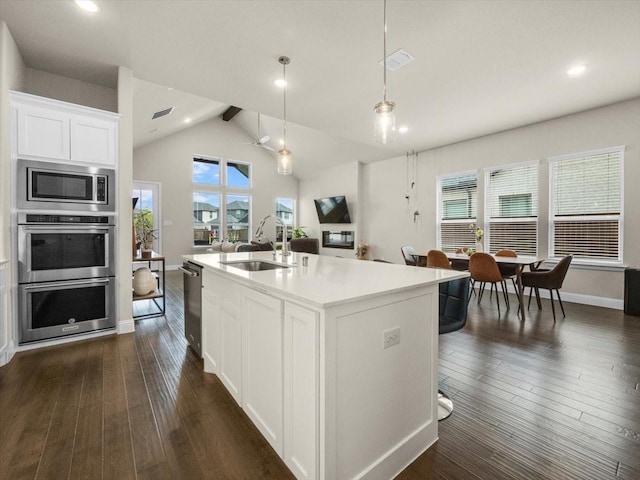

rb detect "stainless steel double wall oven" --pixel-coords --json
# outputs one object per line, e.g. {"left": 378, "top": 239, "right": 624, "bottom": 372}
{"left": 16, "top": 159, "right": 116, "bottom": 344}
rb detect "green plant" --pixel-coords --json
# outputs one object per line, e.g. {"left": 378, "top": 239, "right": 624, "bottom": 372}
{"left": 134, "top": 208, "right": 157, "bottom": 249}
{"left": 292, "top": 226, "right": 308, "bottom": 239}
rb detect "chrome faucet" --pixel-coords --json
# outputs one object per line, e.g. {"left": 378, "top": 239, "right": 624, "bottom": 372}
{"left": 254, "top": 215, "right": 290, "bottom": 257}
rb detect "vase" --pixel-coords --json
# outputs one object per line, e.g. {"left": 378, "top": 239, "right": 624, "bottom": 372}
{"left": 475, "top": 240, "right": 484, "bottom": 253}
{"left": 133, "top": 267, "right": 156, "bottom": 296}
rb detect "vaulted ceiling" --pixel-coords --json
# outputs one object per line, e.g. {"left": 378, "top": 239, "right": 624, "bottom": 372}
{"left": 1, "top": 0, "right": 639, "bottom": 179}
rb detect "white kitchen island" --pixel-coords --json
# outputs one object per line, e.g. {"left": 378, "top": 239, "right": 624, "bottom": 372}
{"left": 183, "top": 251, "right": 468, "bottom": 480}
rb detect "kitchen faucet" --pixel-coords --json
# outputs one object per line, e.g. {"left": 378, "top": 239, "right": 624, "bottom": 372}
{"left": 254, "top": 215, "right": 290, "bottom": 257}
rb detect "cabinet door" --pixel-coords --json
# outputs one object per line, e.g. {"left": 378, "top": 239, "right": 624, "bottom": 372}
{"left": 17, "top": 106, "right": 70, "bottom": 160}
{"left": 284, "top": 303, "right": 319, "bottom": 480}
{"left": 201, "top": 289, "right": 220, "bottom": 374}
{"left": 242, "top": 289, "right": 284, "bottom": 455}
{"left": 70, "top": 115, "right": 117, "bottom": 166}
{"left": 219, "top": 301, "right": 242, "bottom": 405}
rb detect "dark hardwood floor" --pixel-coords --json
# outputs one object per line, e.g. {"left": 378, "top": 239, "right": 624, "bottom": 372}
{"left": 1, "top": 271, "right": 639, "bottom": 479}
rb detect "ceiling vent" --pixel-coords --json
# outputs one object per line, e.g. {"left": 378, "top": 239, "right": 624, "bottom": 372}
{"left": 379, "top": 49, "right": 414, "bottom": 71}
{"left": 152, "top": 107, "right": 174, "bottom": 120}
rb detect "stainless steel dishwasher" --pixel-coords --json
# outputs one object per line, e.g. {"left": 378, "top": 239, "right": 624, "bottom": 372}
{"left": 179, "top": 261, "right": 202, "bottom": 357}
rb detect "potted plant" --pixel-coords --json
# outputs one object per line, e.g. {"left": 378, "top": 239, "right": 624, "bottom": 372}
{"left": 292, "top": 226, "right": 308, "bottom": 239}
{"left": 134, "top": 208, "right": 157, "bottom": 258}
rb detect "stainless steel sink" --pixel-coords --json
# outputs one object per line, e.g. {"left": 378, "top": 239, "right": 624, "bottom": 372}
{"left": 220, "top": 260, "right": 291, "bottom": 271}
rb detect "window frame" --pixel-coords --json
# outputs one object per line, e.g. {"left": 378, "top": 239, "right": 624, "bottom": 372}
{"left": 436, "top": 170, "right": 478, "bottom": 252}
{"left": 192, "top": 155, "right": 252, "bottom": 248}
{"left": 484, "top": 160, "right": 539, "bottom": 256}
{"left": 548, "top": 145, "right": 624, "bottom": 266}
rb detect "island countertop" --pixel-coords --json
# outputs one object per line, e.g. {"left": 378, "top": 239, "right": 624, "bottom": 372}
{"left": 183, "top": 251, "right": 468, "bottom": 309}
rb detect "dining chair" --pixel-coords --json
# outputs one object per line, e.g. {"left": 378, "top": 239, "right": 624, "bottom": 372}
{"left": 438, "top": 276, "right": 470, "bottom": 420}
{"left": 401, "top": 246, "right": 418, "bottom": 266}
{"left": 469, "top": 253, "right": 509, "bottom": 315}
{"left": 495, "top": 249, "right": 518, "bottom": 291}
{"left": 426, "top": 249, "right": 451, "bottom": 269}
{"left": 522, "top": 255, "right": 573, "bottom": 322}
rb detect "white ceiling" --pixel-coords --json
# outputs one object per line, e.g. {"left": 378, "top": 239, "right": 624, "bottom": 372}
{"left": 1, "top": 0, "right": 639, "bottom": 179}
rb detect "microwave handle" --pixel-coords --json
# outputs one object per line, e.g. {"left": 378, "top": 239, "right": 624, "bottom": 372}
{"left": 23, "top": 278, "right": 111, "bottom": 291}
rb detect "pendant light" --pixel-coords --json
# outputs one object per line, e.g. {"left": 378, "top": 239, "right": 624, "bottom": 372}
{"left": 277, "top": 56, "right": 292, "bottom": 175}
{"left": 373, "top": 0, "right": 395, "bottom": 144}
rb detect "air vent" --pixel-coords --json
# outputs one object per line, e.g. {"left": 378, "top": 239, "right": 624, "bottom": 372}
{"left": 152, "top": 107, "right": 174, "bottom": 120}
{"left": 378, "top": 49, "right": 415, "bottom": 71}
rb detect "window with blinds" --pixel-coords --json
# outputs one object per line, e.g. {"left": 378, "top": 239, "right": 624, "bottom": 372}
{"left": 549, "top": 146, "right": 623, "bottom": 263}
{"left": 485, "top": 162, "right": 538, "bottom": 256}
{"left": 437, "top": 172, "right": 477, "bottom": 252}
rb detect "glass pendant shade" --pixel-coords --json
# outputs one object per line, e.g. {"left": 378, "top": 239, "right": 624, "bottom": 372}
{"left": 277, "top": 148, "right": 292, "bottom": 175}
{"left": 374, "top": 100, "right": 396, "bottom": 144}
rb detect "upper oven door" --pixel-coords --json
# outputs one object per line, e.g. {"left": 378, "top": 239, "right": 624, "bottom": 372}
{"left": 18, "top": 224, "right": 115, "bottom": 283}
{"left": 17, "top": 159, "right": 115, "bottom": 212}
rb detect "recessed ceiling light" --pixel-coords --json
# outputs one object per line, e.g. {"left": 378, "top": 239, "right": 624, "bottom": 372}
{"left": 274, "top": 79, "right": 287, "bottom": 88}
{"left": 278, "top": 139, "right": 285, "bottom": 145}
{"left": 184, "top": 117, "right": 192, "bottom": 123}
{"left": 74, "top": 0, "right": 100, "bottom": 13}
{"left": 567, "top": 64, "right": 587, "bottom": 77}
{"left": 398, "top": 126, "right": 409, "bottom": 133}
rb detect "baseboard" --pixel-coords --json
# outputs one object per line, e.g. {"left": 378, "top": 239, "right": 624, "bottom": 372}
{"left": 0, "top": 340, "right": 15, "bottom": 367}
{"left": 494, "top": 284, "right": 625, "bottom": 310}
{"left": 117, "top": 318, "right": 135, "bottom": 334}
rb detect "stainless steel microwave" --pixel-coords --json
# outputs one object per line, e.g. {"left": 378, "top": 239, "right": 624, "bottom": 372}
{"left": 17, "top": 159, "right": 115, "bottom": 212}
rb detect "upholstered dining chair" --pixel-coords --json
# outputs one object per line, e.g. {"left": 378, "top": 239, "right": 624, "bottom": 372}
{"left": 290, "top": 237, "right": 320, "bottom": 254}
{"left": 401, "top": 246, "right": 418, "bottom": 266}
{"left": 495, "top": 249, "right": 518, "bottom": 291}
{"left": 426, "top": 249, "right": 451, "bottom": 269}
{"left": 469, "top": 253, "right": 509, "bottom": 315}
{"left": 522, "top": 255, "right": 573, "bottom": 322}
{"left": 438, "top": 276, "right": 470, "bottom": 420}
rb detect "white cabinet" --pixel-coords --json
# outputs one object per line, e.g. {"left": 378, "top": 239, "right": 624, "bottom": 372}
{"left": 202, "top": 288, "right": 221, "bottom": 374}
{"left": 11, "top": 91, "right": 118, "bottom": 166}
{"left": 242, "top": 289, "right": 284, "bottom": 455}
{"left": 283, "top": 303, "right": 319, "bottom": 480}
{"left": 219, "top": 301, "right": 242, "bottom": 404}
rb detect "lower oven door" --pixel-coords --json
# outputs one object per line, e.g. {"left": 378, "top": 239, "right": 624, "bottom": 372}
{"left": 19, "top": 277, "right": 115, "bottom": 344}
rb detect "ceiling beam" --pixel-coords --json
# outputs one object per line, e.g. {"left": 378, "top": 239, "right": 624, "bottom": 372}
{"left": 222, "top": 106, "right": 242, "bottom": 122}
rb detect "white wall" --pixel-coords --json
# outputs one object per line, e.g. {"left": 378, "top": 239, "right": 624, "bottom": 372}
{"left": 0, "top": 21, "right": 26, "bottom": 366}
{"left": 133, "top": 116, "right": 298, "bottom": 267}
{"left": 24, "top": 68, "right": 117, "bottom": 112}
{"left": 361, "top": 98, "right": 640, "bottom": 301}
{"left": 299, "top": 161, "right": 361, "bottom": 257}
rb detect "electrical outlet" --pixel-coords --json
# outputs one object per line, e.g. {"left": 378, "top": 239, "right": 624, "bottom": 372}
{"left": 383, "top": 327, "right": 400, "bottom": 349}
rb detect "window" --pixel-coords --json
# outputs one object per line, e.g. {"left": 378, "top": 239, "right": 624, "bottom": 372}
{"left": 549, "top": 146, "right": 623, "bottom": 263}
{"left": 485, "top": 162, "right": 538, "bottom": 256}
{"left": 192, "top": 156, "right": 251, "bottom": 246}
{"left": 276, "top": 198, "right": 295, "bottom": 241}
{"left": 437, "top": 172, "right": 477, "bottom": 251}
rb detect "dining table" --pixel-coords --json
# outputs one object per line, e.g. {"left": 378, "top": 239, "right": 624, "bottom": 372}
{"left": 416, "top": 252, "right": 546, "bottom": 320}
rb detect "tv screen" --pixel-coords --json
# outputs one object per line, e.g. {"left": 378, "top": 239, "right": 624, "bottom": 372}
{"left": 314, "top": 196, "right": 352, "bottom": 224}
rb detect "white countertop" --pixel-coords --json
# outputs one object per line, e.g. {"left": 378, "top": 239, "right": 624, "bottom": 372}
{"left": 183, "top": 251, "right": 468, "bottom": 308}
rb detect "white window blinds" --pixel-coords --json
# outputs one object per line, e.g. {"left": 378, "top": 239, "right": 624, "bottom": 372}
{"left": 437, "top": 173, "right": 477, "bottom": 252}
{"left": 550, "top": 147, "right": 623, "bottom": 262}
{"left": 485, "top": 162, "right": 538, "bottom": 256}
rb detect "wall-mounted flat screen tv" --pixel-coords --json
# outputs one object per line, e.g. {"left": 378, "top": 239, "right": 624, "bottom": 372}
{"left": 314, "top": 195, "right": 352, "bottom": 224}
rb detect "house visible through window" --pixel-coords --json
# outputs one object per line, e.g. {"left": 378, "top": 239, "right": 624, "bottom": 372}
{"left": 485, "top": 162, "right": 538, "bottom": 256}
{"left": 276, "top": 198, "right": 295, "bottom": 241}
{"left": 193, "top": 156, "right": 251, "bottom": 246}
{"left": 549, "top": 146, "right": 623, "bottom": 264}
{"left": 437, "top": 172, "right": 477, "bottom": 251}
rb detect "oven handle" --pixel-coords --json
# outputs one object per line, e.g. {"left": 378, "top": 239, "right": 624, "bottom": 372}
{"left": 22, "top": 278, "right": 111, "bottom": 291}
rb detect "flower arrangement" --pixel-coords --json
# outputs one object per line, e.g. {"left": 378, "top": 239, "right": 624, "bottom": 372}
{"left": 469, "top": 223, "right": 484, "bottom": 242}
{"left": 356, "top": 241, "right": 369, "bottom": 260}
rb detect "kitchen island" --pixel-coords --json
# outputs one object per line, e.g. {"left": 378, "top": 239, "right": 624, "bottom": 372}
{"left": 183, "top": 251, "right": 467, "bottom": 480}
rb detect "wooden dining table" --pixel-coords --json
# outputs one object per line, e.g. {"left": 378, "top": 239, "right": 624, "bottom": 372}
{"left": 416, "top": 252, "right": 546, "bottom": 320}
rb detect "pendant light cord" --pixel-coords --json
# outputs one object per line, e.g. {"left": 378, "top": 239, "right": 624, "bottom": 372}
{"left": 383, "top": 0, "right": 387, "bottom": 102}
{"left": 283, "top": 60, "right": 287, "bottom": 149}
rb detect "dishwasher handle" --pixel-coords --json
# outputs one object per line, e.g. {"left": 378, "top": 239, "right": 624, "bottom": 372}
{"left": 179, "top": 265, "right": 200, "bottom": 277}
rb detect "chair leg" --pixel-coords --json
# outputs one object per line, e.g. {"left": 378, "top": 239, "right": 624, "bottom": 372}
{"left": 549, "top": 289, "right": 557, "bottom": 322}
{"left": 501, "top": 281, "right": 510, "bottom": 309}
{"left": 478, "top": 283, "right": 486, "bottom": 304}
{"left": 534, "top": 287, "right": 542, "bottom": 309}
{"left": 527, "top": 286, "right": 533, "bottom": 309}
{"left": 470, "top": 279, "right": 476, "bottom": 296}
{"left": 556, "top": 289, "right": 566, "bottom": 317}
{"left": 494, "top": 283, "right": 501, "bottom": 316}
